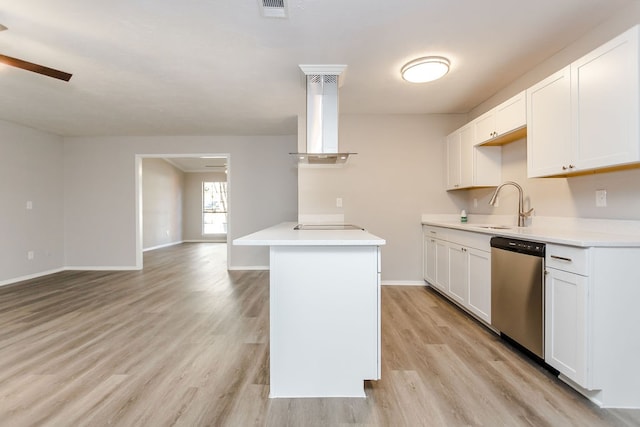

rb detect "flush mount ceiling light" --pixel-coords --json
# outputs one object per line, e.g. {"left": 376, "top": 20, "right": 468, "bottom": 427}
{"left": 401, "top": 56, "right": 450, "bottom": 83}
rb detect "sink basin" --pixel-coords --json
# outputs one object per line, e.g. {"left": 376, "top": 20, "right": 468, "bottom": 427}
{"left": 472, "top": 224, "right": 514, "bottom": 230}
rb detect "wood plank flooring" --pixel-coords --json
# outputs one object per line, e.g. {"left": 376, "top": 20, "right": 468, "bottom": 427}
{"left": 1, "top": 243, "right": 639, "bottom": 426}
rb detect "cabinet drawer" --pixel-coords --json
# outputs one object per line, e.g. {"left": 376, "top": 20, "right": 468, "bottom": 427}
{"left": 423, "top": 225, "right": 448, "bottom": 241}
{"left": 447, "top": 228, "right": 491, "bottom": 251}
{"left": 546, "top": 244, "right": 589, "bottom": 275}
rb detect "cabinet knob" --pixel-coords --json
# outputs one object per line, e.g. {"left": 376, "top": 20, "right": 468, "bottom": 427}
{"left": 562, "top": 165, "right": 568, "bottom": 170}
{"left": 569, "top": 164, "right": 575, "bottom": 169}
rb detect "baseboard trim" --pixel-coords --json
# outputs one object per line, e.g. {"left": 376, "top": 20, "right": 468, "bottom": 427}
{"left": 183, "top": 239, "right": 227, "bottom": 243}
{"left": 227, "top": 265, "right": 269, "bottom": 271}
{"left": 143, "top": 241, "right": 183, "bottom": 252}
{"left": 381, "top": 280, "right": 426, "bottom": 286}
{"left": 0, "top": 267, "right": 65, "bottom": 288}
{"left": 64, "top": 266, "right": 141, "bottom": 271}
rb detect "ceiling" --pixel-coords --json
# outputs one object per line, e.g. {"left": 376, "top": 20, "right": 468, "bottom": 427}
{"left": 0, "top": 0, "right": 633, "bottom": 137}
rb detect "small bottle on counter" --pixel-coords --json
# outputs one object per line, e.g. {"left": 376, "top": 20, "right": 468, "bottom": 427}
{"left": 460, "top": 209, "right": 467, "bottom": 223}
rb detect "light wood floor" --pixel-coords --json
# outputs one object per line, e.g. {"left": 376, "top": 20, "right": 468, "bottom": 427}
{"left": 1, "top": 243, "right": 639, "bottom": 426}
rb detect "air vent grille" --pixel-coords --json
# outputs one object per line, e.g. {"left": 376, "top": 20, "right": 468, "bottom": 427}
{"left": 308, "top": 75, "right": 339, "bottom": 84}
{"left": 259, "top": 0, "right": 288, "bottom": 18}
{"left": 324, "top": 75, "right": 338, "bottom": 84}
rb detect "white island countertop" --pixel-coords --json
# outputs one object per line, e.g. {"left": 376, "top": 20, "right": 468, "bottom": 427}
{"left": 233, "top": 222, "right": 386, "bottom": 246}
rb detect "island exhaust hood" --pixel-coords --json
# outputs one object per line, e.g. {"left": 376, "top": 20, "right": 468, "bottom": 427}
{"left": 291, "top": 65, "right": 356, "bottom": 164}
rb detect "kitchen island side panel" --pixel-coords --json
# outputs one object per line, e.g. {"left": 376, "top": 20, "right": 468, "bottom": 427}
{"left": 269, "top": 245, "right": 379, "bottom": 398}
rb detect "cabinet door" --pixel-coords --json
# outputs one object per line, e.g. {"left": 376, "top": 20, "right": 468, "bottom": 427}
{"left": 459, "top": 124, "right": 474, "bottom": 187}
{"left": 572, "top": 26, "right": 639, "bottom": 171}
{"left": 434, "top": 239, "right": 449, "bottom": 292}
{"left": 495, "top": 91, "right": 526, "bottom": 135}
{"left": 474, "top": 110, "right": 496, "bottom": 145}
{"left": 446, "top": 132, "right": 461, "bottom": 190}
{"left": 448, "top": 245, "right": 468, "bottom": 305}
{"left": 467, "top": 248, "right": 491, "bottom": 324}
{"left": 527, "top": 67, "right": 572, "bottom": 177}
{"left": 423, "top": 234, "right": 436, "bottom": 284}
{"left": 545, "top": 267, "right": 588, "bottom": 387}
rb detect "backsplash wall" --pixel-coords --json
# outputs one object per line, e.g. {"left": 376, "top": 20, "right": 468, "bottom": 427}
{"left": 464, "top": 138, "right": 640, "bottom": 221}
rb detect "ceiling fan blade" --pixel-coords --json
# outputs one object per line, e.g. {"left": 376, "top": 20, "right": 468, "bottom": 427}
{"left": 0, "top": 53, "right": 72, "bottom": 81}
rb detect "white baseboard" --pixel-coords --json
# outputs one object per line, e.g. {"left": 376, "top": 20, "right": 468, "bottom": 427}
{"left": 64, "top": 266, "right": 141, "bottom": 271}
{"left": 227, "top": 265, "right": 269, "bottom": 271}
{"left": 0, "top": 268, "right": 65, "bottom": 288}
{"left": 381, "top": 280, "right": 426, "bottom": 286}
{"left": 182, "top": 239, "right": 227, "bottom": 243}
{"left": 143, "top": 241, "right": 184, "bottom": 252}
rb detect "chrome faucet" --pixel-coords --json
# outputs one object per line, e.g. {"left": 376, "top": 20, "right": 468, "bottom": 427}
{"left": 489, "top": 181, "right": 534, "bottom": 227}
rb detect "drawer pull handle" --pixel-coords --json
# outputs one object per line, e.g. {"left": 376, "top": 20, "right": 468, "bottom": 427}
{"left": 550, "top": 255, "right": 572, "bottom": 262}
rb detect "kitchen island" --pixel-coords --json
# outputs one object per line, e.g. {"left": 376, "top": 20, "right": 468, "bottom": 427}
{"left": 234, "top": 222, "right": 386, "bottom": 398}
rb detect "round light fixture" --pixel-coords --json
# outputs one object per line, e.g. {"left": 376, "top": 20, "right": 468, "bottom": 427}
{"left": 401, "top": 56, "right": 450, "bottom": 83}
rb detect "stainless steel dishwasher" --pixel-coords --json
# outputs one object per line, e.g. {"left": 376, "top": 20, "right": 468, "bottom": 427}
{"left": 490, "top": 237, "right": 545, "bottom": 359}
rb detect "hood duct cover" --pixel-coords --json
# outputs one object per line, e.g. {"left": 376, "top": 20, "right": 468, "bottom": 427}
{"left": 292, "top": 64, "right": 355, "bottom": 164}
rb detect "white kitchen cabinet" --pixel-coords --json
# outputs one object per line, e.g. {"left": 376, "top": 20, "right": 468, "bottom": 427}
{"left": 422, "top": 226, "right": 491, "bottom": 325}
{"left": 475, "top": 91, "right": 526, "bottom": 145}
{"left": 446, "top": 130, "right": 462, "bottom": 190}
{"left": 434, "top": 239, "right": 449, "bottom": 292}
{"left": 571, "top": 26, "right": 639, "bottom": 171}
{"left": 528, "top": 25, "right": 640, "bottom": 177}
{"left": 466, "top": 247, "right": 491, "bottom": 323}
{"left": 446, "top": 124, "right": 501, "bottom": 190}
{"left": 423, "top": 233, "right": 436, "bottom": 285}
{"left": 423, "top": 226, "right": 448, "bottom": 292}
{"left": 544, "top": 244, "right": 590, "bottom": 388}
{"left": 447, "top": 244, "right": 468, "bottom": 305}
{"left": 527, "top": 67, "right": 572, "bottom": 177}
{"left": 545, "top": 266, "right": 588, "bottom": 387}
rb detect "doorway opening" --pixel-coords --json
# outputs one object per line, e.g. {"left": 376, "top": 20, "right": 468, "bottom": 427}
{"left": 135, "top": 153, "right": 231, "bottom": 270}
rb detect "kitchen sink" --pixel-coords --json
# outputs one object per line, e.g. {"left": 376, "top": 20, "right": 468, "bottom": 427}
{"left": 472, "top": 224, "right": 514, "bottom": 230}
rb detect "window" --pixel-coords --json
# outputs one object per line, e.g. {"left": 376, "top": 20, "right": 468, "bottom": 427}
{"left": 203, "top": 181, "right": 228, "bottom": 235}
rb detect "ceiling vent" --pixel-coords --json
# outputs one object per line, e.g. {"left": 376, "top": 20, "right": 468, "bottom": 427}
{"left": 258, "top": 0, "right": 288, "bottom": 18}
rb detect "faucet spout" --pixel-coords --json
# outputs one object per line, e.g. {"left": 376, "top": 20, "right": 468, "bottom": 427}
{"left": 488, "top": 181, "right": 533, "bottom": 227}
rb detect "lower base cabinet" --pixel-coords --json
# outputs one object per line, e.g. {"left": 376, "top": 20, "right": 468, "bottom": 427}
{"left": 422, "top": 226, "right": 491, "bottom": 324}
{"left": 544, "top": 243, "right": 640, "bottom": 408}
{"left": 545, "top": 266, "right": 588, "bottom": 386}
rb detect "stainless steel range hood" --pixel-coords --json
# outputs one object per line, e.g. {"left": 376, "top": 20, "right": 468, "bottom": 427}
{"left": 291, "top": 65, "right": 356, "bottom": 164}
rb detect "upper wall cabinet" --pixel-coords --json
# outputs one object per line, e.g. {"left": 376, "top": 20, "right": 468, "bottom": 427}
{"left": 527, "top": 67, "right": 572, "bottom": 177}
{"left": 446, "top": 124, "right": 501, "bottom": 190}
{"left": 527, "top": 25, "right": 639, "bottom": 178}
{"left": 474, "top": 91, "right": 527, "bottom": 146}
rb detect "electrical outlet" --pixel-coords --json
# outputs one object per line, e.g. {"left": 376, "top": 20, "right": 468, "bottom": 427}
{"left": 27, "top": 251, "right": 34, "bottom": 260}
{"left": 336, "top": 197, "right": 343, "bottom": 208}
{"left": 595, "top": 189, "right": 607, "bottom": 207}
{"left": 26, "top": 201, "right": 33, "bottom": 210}
{"left": 473, "top": 198, "right": 478, "bottom": 208}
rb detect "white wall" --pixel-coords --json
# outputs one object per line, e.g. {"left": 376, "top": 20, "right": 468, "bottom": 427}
{"left": 183, "top": 171, "right": 227, "bottom": 242}
{"left": 142, "top": 158, "right": 184, "bottom": 250}
{"left": 0, "top": 120, "right": 64, "bottom": 283}
{"left": 64, "top": 135, "right": 297, "bottom": 270}
{"left": 299, "top": 114, "right": 467, "bottom": 282}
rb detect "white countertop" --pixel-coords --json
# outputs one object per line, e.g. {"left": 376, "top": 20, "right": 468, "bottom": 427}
{"left": 233, "top": 222, "right": 386, "bottom": 246}
{"left": 421, "top": 214, "right": 640, "bottom": 247}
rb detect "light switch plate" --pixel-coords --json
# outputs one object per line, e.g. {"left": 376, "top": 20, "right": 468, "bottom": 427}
{"left": 595, "top": 189, "right": 607, "bottom": 207}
